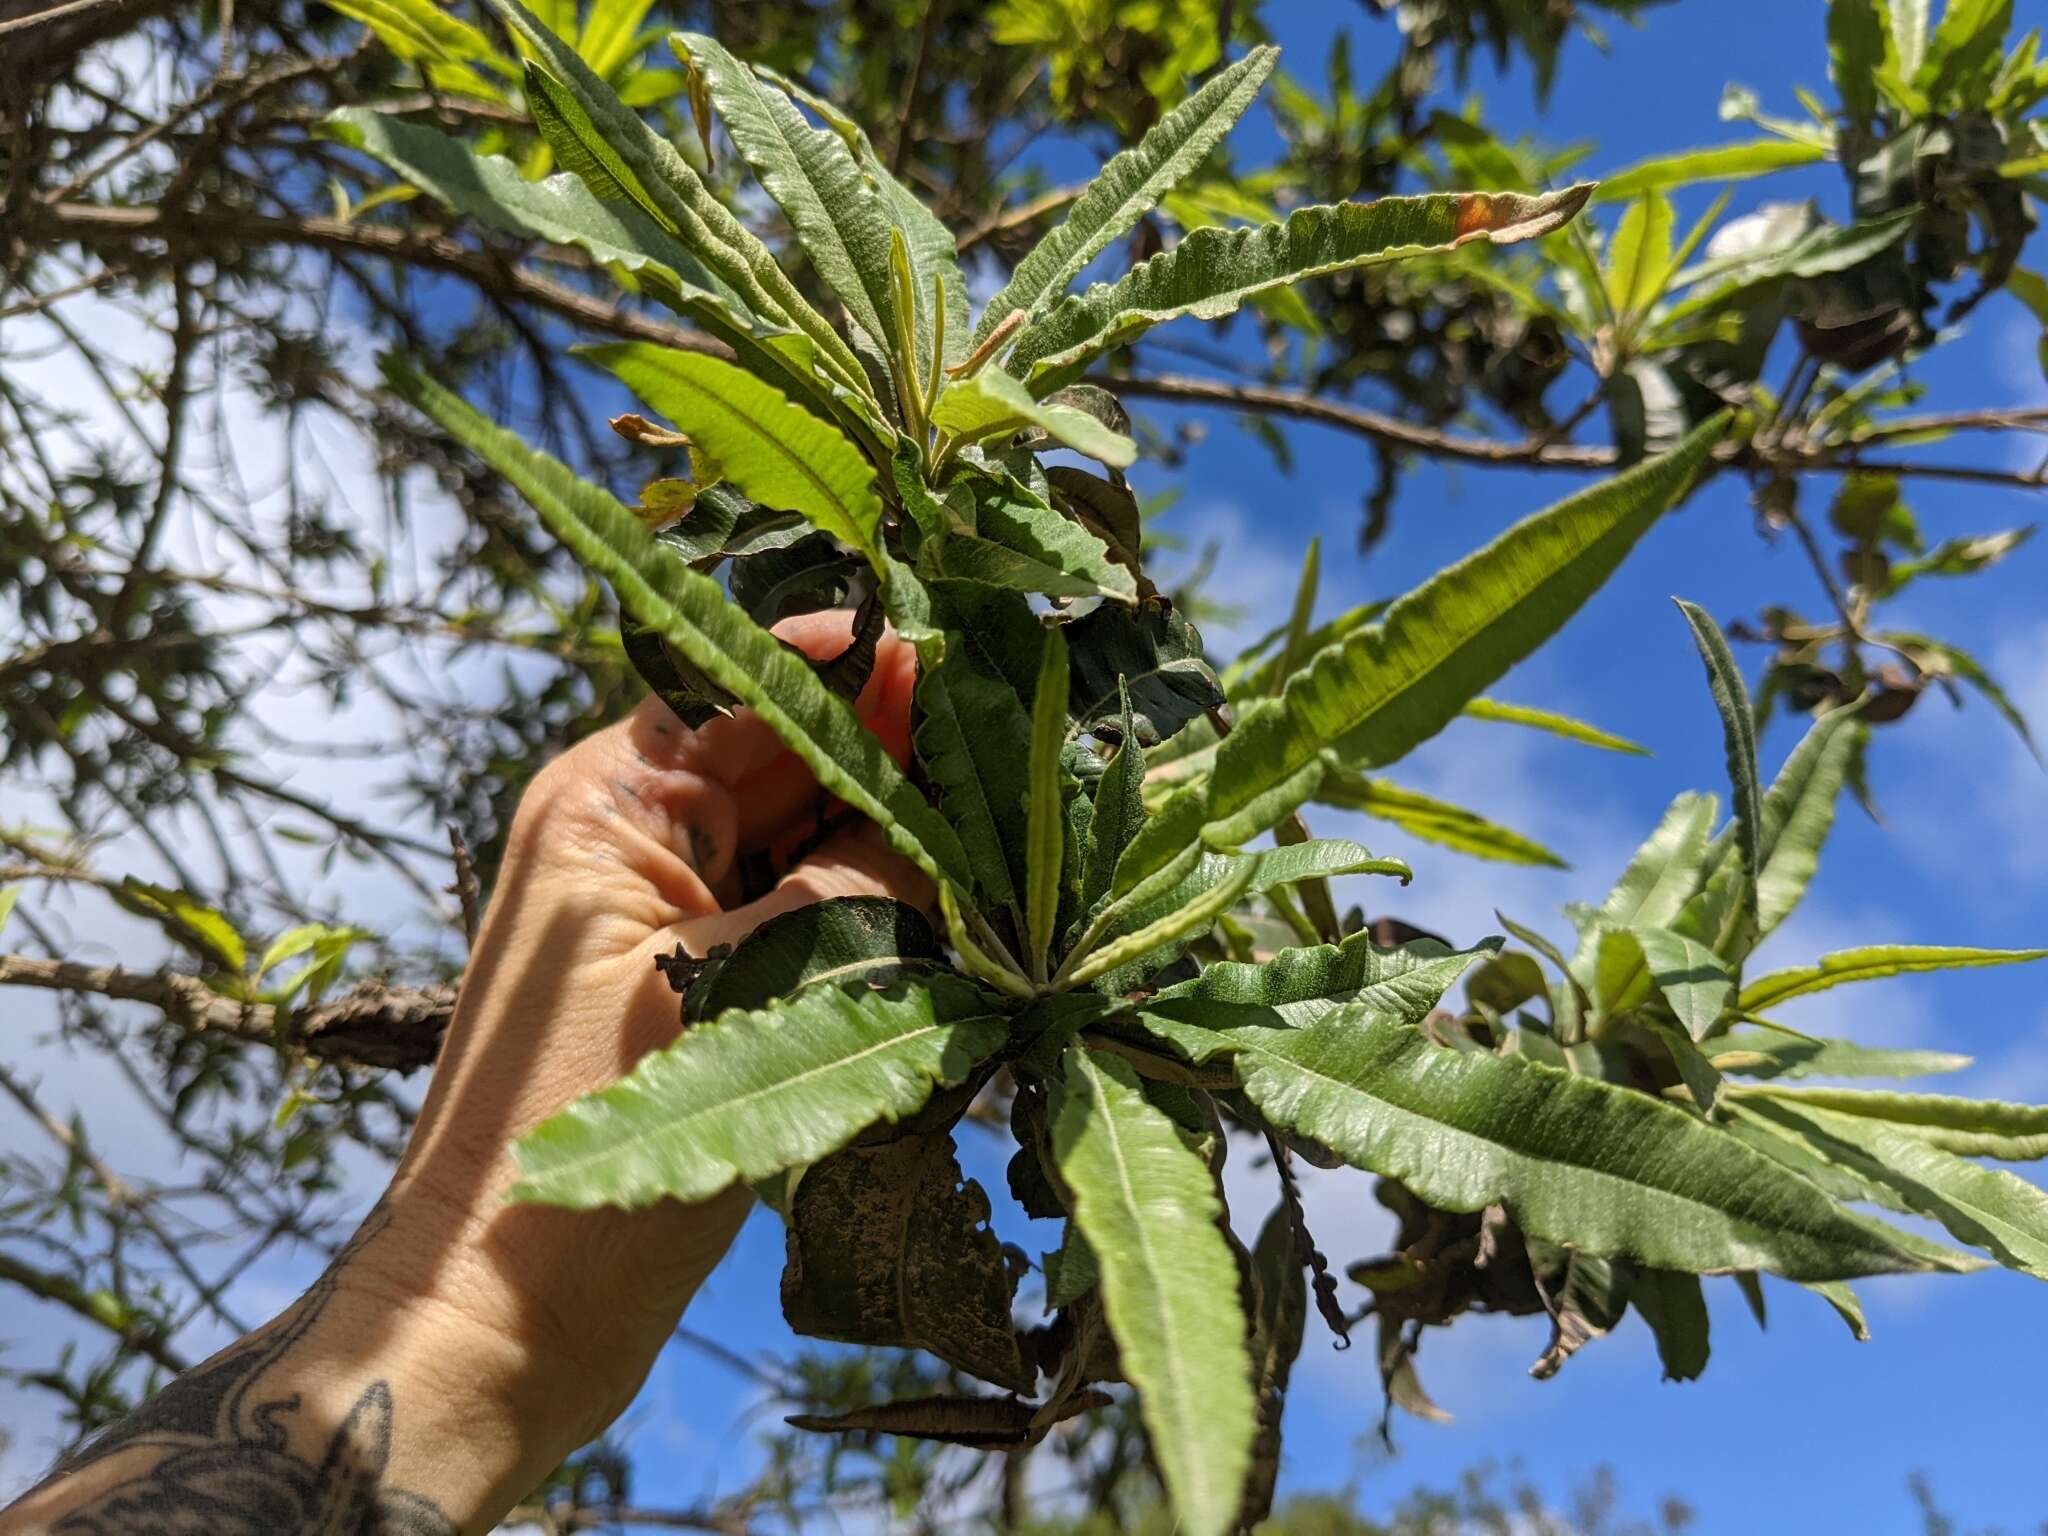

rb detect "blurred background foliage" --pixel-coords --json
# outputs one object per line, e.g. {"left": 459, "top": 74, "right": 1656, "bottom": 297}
{"left": 1, "top": 0, "right": 2044, "bottom": 1527}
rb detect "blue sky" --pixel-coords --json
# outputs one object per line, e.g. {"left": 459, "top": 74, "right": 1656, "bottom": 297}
{"left": 622, "top": 4, "right": 2048, "bottom": 1531}
{"left": 2, "top": 2, "right": 2042, "bottom": 1529}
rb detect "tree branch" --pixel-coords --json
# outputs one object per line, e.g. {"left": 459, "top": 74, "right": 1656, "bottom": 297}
{"left": 0, "top": 953, "right": 455, "bottom": 1070}
{"left": 1104, "top": 372, "right": 2048, "bottom": 490}
{"left": 34, "top": 201, "right": 725, "bottom": 356}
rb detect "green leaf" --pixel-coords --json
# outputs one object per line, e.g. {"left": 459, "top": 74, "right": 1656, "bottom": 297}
{"left": 933, "top": 369, "right": 1137, "bottom": 467}
{"left": 0, "top": 886, "right": 18, "bottom": 940}
{"left": 976, "top": 45, "right": 1277, "bottom": 340}
{"left": 1115, "top": 415, "right": 1726, "bottom": 897}
{"left": 523, "top": 60, "right": 671, "bottom": 226}
{"left": 1081, "top": 839, "right": 1411, "bottom": 988}
{"left": 1829, "top": 0, "right": 1887, "bottom": 121}
{"left": 322, "top": 110, "right": 737, "bottom": 312}
{"left": 1740, "top": 945, "right": 2048, "bottom": 1013}
{"left": 1461, "top": 697, "right": 1649, "bottom": 755}
{"left": 1025, "top": 627, "right": 1071, "bottom": 978}
{"left": 1593, "top": 140, "right": 1829, "bottom": 202}
{"left": 1083, "top": 683, "right": 1147, "bottom": 908}
{"left": 581, "top": 343, "right": 884, "bottom": 564}
{"left": 1705, "top": 1031, "right": 1971, "bottom": 1082}
{"left": 1192, "top": 1006, "right": 1948, "bottom": 1279}
{"left": 1590, "top": 791, "right": 1719, "bottom": 938}
{"left": 916, "top": 647, "right": 1033, "bottom": 914}
{"left": 926, "top": 472, "right": 1137, "bottom": 603}
{"left": 478, "top": 0, "right": 865, "bottom": 388}
{"left": 1155, "top": 934, "right": 1496, "bottom": 1029}
{"left": 1605, "top": 193, "right": 1676, "bottom": 314}
{"left": 671, "top": 32, "right": 897, "bottom": 351}
{"left": 324, "top": 0, "right": 498, "bottom": 73}
{"left": 682, "top": 896, "right": 944, "bottom": 1022}
{"left": 755, "top": 62, "right": 967, "bottom": 374}
{"left": 1065, "top": 601, "right": 1224, "bottom": 747}
{"left": 1675, "top": 600, "right": 1761, "bottom": 920}
{"left": 1314, "top": 772, "right": 1567, "bottom": 868}
{"left": 1738, "top": 1086, "right": 2048, "bottom": 1161}
{"left": 111, "top": 879, "right": 246, "bottom": 973}
{"left": 1007, "top": 185, "right": 1596, "bottom": 384}
{"left": 781, "top": 1129, "right": 1032, "bottom": 1392}
{"left": 512, "top": 976, "right": 1007, "bottom": 1208}
{"left": 1632, "top": 924, "right": 1736, "bottom": 1040}
{"left": 1631, "top": 1269, "right": 1710, "bottom": 1381}
{"left": 384, "top": 359, "right": 971, "bottom": 892}
{"left": 1753, "top": 707, "right": 1863, "bottom": 938}
{"left": 1805, "top": 1278, "right": 1871, "bottom": 1341}
{"left": 1050, "top": 1046, "right": 1254, "bottom": 1536}
{"left": 1743, "top": 1099, "right": 2048, "bottom": 1279}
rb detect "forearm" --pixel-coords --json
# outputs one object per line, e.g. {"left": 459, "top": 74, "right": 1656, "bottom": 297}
{"left": 3, "top": 1200, "right": 585, "bottom": 1536}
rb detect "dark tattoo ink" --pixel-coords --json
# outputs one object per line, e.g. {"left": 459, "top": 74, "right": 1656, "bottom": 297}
{"left": 19, "top": 1209, "right": 457, "bottom": 1535}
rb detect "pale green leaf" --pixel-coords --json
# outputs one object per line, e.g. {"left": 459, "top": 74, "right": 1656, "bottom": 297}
{"left": 1739, "top": 1084, "right": 2048, "bottom": 1161}
{"left": 933, "top": 369, "right": 1137, "bottom": 467}
{"left": 1705, "top": 1030, "right": 1971, "bottom": 1082}
{"left": 582, "top": 343, "right": 883, "bottom": 562}
{"left": 1753, "top": 707, "right": 1863, "bottom": 937}
{"left": 1083, "top": 682, "right": 1146, "bottom": 909}
{"left": 977, "top": 45, "right": 1277, "bottom": 340}
{"left": 512, "top": 976, "right": 1007, "bottom": 1208}
{"left": 1153, "top": 934, "right": 1497, "bottom": 1029}
{"left": 1462, "top": 696, "right": 1649, "bottom": 754}
{"left": 1633, "top": 923, "right": 1735, "bottom": 1040}
{"left": 915, "top": 652, "right": 1032, "bottom": 913}
{"left": 1606, "top": 193, "right": 1676, "bottom": 314}
{"left": 1746, "top": 1099, "right": 2048, "bottom": 1278}
{"left": 1314, "top": 771, "right": 1567, "bottom": 868}
{"left": 1740, "top": 945, "right": 2048, "bottom": 1012}
{"left": 925, "top": 472, "right": 1137, "bottom": 602}
{"left": 1593, "top": 140, "right": 1829, "bottom": 202}
{"left": 1050, "top": 1046, "right": 1254, "bottom": 1536}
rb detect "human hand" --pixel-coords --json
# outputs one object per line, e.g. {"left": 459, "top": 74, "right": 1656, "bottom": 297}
{"left": 357, "top": 609, "right": 931, "bottom": 1459}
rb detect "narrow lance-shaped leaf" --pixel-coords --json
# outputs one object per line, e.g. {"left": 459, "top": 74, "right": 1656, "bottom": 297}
{"left": 1115, "top": 415, "right": 1727, "bottom": 896}
{"left": 384, "top": 359, "right": 972, "bottom": 891}
{"left": 1752, "top": 706, "right": 1863, "bottom": 938}
{"left": 1007, "top": 185, "right": 1596, "bottom": 385}
{"left": 1082, "top": 681, "right": 1146, "bottom": 908}
{"left": 1593, "top": 140, "right": 1830, "bottom": 202}
{"left": 1151, "top": 1001, "right": 1957, "bottom": 1280}
{"left": 1741, "top": 944, "right": 2048, "bottom": 1013}
{"left": 1025, "top": 626, "right": 1070, "bottom": 979}
{"left": 512, "top": 975, "right": 1008, "bottom": 1209}
{"left": 976, "top": 44, "right": 1278, "bottom": 341}
{"left": 1676, "top": 599, "right": 1761, "bottom": 920}
{"left": 1705, "top": 1031, "right": 1971, "bottom": 1082}
{"left": 1736, "top": 1084, "right": 2048, "bottom": 1161}
{"left": 915, "top": 653, "right": 1032, "bottom": 915}
{"left": 1050, "top": 1046, "right": 1255, "bottom": 1536}
{"left": 478, "top": 0, "right": 868, "bottom": 390}
{"left": 581, "top": 343, "right": 884, "bottom": 565}
{"left": 671, "top": 32, "right": 898, "bottom": 352}
{"left": 1742, "top": 1100, "right": 2048, "bottom": 1280}
{"left": 1315, "top": 772, "right": 1567, "bottom": 869}
{"left": 1462, "top": 696, "right": 1649, "bottom": 755}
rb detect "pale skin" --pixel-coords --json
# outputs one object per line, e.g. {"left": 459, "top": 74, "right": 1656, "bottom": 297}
{"left": 2, "top": 612, "right": 932, "bottom": 1535}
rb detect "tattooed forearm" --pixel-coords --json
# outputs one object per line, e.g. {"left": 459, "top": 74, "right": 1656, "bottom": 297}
{"left": 11, "top": 1212, "right": 457, "bottom": 1536}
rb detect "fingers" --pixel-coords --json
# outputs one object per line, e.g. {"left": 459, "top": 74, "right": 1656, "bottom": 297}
{"left": 665, "top": 823, "right": 934, "bottom": 957}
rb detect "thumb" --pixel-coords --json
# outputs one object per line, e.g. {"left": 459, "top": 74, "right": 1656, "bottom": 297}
{"left": 665, "top": 822, "right": 935, "bottom": 958}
